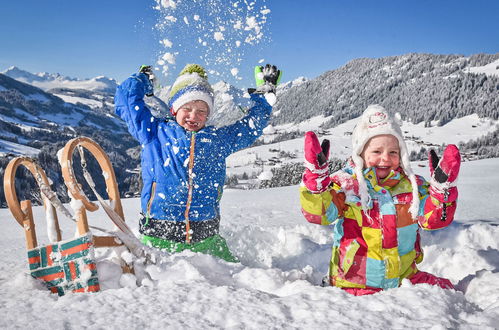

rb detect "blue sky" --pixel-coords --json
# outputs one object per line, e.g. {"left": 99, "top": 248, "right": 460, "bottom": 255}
{"left": 1, "top": 0, "right": 498, "bottom": 88}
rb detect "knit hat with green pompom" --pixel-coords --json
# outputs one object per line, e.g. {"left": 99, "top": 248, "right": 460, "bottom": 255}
{"left": 167, "top": 64, "right": 214, "bottom": 116}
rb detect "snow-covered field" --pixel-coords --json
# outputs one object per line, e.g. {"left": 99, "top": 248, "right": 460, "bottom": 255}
{"left": 0, "top": 158, "right": 498, "bottom": 329}
{"left": 226, "top": 113, "right": 499, "bottom": 177}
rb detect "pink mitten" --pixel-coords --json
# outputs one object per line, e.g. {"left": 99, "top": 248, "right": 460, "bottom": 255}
{"left": 428, "top": 145, "right": 461, "bottom": 220}
{"left": 303, "top": 131, "right": 331, "bottom": 193}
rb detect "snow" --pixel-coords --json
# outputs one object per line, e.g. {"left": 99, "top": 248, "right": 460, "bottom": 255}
{"left": 24, "top": 93, "right": 50, "bottom": 103}
{"left": 226, "top": 114, "right": 499, "bottom": 176}
{"left": 464, "top": 59, "right": 499, "bottom": 78}
{"left": 0, "top": 138, "right": 40, "bottom": 156}
{"left": 153, "top": 0, "right": 270, "bottom": 82}
{"left": 0, "top": 158, "right": 498, "bottom": 328}
{"left": 2, "top": 66, "right": 117, "bottom": 93}
{"left": 160, "top": 38, "right": 173, "bottom": 48}
{"left": 214, "top": 31, "right": 225, "bottom": 41}
{"left": 54, "top": 94, "right": 105, "bottom": 108}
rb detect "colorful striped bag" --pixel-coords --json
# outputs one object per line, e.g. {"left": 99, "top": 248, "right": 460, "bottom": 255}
{"left": 27, "top": 234, "right": 100, "bottom": 296}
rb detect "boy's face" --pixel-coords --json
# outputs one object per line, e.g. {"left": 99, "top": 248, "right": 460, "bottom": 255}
{"left": 361, "top": 134, "right": 400, "bottom": 179}
{"left": 175, "top": 100, "right": 209, "bottom": 132}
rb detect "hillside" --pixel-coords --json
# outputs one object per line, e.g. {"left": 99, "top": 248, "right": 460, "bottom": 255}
{"left": 272, "top": 53, "right": 499, "bottom": 128}
{"left": 1, "top": 53, "right": 498, "bottom": 205}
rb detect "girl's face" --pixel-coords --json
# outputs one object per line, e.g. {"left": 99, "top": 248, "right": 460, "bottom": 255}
{"left": 361, "top": 134, "right": 400, "bottom": 179}
{"left": 175, "top": 100, "right": 209, "bottom": 132}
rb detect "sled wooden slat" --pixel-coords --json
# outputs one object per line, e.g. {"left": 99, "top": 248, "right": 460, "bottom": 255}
{"left": 3, "top": 156, "right": 63, "bottom": 249}
{"left": 21, "top": 200, "right": 37, "bottom": 250}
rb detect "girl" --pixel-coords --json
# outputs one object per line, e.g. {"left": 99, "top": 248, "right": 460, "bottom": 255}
{"left": 300, "top": 105, "right": 461, "bottom": 295}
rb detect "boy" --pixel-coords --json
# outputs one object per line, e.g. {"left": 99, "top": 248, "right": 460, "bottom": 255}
{"left": 115, "top": 64, "right": 281, "bottom": 261}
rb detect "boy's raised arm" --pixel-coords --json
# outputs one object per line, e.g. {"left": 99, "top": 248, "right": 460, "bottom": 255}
{"left": 217, "top": 64, "right": 280, "bottom": 154}
{"left": 115, "top": 69, "right": 158, "bottom": 144}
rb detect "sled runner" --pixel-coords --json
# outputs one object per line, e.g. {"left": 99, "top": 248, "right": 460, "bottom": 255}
{"left": 3, "top": 156, "right": 100, "bottom": 295}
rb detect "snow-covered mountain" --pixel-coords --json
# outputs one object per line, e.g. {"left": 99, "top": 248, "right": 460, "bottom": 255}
{"left": 2, "top": 66, "right": 117, "bottom": 93}
{"left": 272, "top": 53, "right": 499, "bottom": 128}
{"left": 0, "top": 73, "right": 128, "bottom": 153}
{"left": 464, "top": 58, "right": 499, "bottom": 77}
{"left": 1, "top": 52, "right": 498, "bottom": 202}
{"left": 0, "top": 73, "right": 140, "bottom": 204}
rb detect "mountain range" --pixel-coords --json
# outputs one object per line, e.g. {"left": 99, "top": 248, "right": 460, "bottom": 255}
{"left": 0, "top": 52, "right": 498, "bottom": 206}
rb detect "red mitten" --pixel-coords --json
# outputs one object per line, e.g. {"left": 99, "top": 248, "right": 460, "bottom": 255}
{"left": 303, "top": 131, "right": 331, "bottom": 193}
{"left": 428, "top": 144, "right": 461, "bottom": 206}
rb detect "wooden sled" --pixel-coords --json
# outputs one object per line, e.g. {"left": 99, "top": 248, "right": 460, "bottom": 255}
{"left": 3, "top": 156, "right": 100, "bottom": 295}
{"left": 3, "top": 137, "right": 141, "bottom": 295}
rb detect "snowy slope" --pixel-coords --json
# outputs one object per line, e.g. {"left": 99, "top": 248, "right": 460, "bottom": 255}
{"left": 226, "top": 113, "right": 499, "bottom": 177}
{"left": 0, "top": 158, "right": 498, "bottom": 329}
{"left": 464, "top": 59, "right": 499, "bottom": 78}
{"left": 2, "top": 66, "right": 117, "bottom": 93}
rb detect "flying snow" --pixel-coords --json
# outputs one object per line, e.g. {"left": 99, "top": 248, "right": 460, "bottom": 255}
{"left": 153, "top": 0, "right": 271, "bottom": 83}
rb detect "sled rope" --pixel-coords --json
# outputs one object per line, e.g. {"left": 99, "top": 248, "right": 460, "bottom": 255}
{"left": 76, "top": 146, "right": 149, "bottom": 260}
{"left": 32, "top": 160, "right": 111, "bottom": 235}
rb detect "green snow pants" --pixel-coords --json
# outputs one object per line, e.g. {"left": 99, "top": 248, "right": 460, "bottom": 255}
{"left": 141, "top": 234, "right": 239, "bottom": 263}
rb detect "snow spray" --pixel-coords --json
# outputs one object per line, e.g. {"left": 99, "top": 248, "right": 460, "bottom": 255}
{"left": 153, "top": 0, "right": 271, "bottom": 83}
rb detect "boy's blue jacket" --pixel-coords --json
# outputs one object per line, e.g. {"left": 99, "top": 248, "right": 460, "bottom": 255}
{"left": 115, "top": 73, "right": 272, "bottom": 222}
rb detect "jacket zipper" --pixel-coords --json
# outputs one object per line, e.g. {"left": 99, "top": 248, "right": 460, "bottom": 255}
{"left": 184, "top": 132, "right": 196, "bottom": 243}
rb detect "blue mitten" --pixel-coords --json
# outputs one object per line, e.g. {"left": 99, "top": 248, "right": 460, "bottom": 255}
{"left": 131, "top": 65, "right": 155, "bottom": 97}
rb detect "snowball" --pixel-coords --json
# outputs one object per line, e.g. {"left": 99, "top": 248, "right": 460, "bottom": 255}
{"left": 230, "top": 68, "right": 239, "bottom": 77}
{"left": 214, "top": 31, "right": 224, "bottom": 41}
{"left": 264, "top": 92, "right": 276, "bottom": 106}
{"left": 248, "top": 118, "right": 256, "bottom": 129}
{"left": 161, "top": 53, "right": 176, "bottom": 64}
{"left": 160, "top": 38, "right": 173, "bottom": 48}
{"left": 233, "top": 20, "right": 242, "bottom": 29}
{"left": 158, "top": 0, "right": 176, "bottom": 9}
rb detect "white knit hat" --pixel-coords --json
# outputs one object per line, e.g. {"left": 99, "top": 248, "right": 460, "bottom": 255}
{"left": 351, "top": 105, "right": 420, "bottom": 219}
{"left": 167, "top": 64, "right": 214, "bottom": 116}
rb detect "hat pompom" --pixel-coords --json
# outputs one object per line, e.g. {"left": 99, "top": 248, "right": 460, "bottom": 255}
{"left": 179, "top": 64, "right": 208, "bottom": 79}
{"left": 167, "top": 63, "right": 214, "bottom": 116}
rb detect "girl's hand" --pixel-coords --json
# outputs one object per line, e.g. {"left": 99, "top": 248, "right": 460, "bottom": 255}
{"left": 428, "top": 144, "right": 461, "bottom": 203}
{"left": 303, "top": 131, "right": 331, "bottom": 193}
